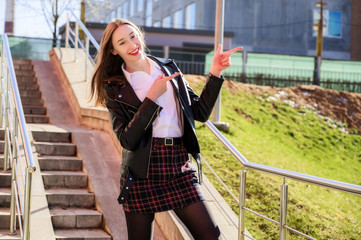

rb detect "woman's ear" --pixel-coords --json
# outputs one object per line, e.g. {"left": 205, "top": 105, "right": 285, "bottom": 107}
{"left": 110, "top": 49, "right": 117, "bottom": 55}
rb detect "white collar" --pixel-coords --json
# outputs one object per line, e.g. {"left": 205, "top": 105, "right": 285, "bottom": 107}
{"left": 122, "top": 56, "right": 161, "bottom": 82}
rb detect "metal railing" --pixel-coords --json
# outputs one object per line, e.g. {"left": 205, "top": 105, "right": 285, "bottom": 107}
{"left": 64, "top": 8, "right": 99, "bottom": 82}
{"left": 0, "top": 34, "right": 36, "bottom": 240}
{"left": 62, "top": 11, "right": 361, "bottom": 239}
{"left": 202, "top": 120, "right": 361, "bottom": 240}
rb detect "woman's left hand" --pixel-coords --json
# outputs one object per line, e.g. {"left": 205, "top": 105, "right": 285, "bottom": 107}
{"left": 210, "top": 44, "right": 243, "bottom": 77}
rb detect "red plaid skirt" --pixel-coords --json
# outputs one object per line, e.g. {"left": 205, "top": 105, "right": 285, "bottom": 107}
{"left": 120, "top": 142, "right": 204, "bottom": 213}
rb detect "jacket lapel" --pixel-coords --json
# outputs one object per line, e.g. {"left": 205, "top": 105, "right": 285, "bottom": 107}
{"left": 115, "top": 80, "right": 142, "bottom": 110}
{"left": 148, "top": 56, "right": 180, "bottom": 93}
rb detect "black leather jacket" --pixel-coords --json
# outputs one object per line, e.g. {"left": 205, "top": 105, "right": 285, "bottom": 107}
{"left": 104, "top": 56, "right": 224, "bottom": 179}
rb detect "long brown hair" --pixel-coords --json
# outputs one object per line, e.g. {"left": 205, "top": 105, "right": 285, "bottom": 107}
{"left": 90, "top": 18, "right": 146, "bottom": 106}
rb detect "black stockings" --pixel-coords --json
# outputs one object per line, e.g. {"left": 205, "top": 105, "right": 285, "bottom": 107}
{"left": 173, "top": 201, "right": 220, "bottom": 240}
{"left": 124, "top": 211, "right": 154, "bottom": 240}
{"left": 124, "top": 201, "right": 220, "bottom": 240}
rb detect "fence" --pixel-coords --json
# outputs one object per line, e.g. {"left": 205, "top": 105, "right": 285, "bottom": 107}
{"left": 204, "top": 51, "right": 361, "bottom": 93}
{"left": 224, "top": 73, "right": 361, "bottom": 93}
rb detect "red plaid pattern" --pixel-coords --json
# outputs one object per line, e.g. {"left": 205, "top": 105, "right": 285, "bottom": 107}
{"left": 121, "top": 142, "right": 204, "bottom": 213}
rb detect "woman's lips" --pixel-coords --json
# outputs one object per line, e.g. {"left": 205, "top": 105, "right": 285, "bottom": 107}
{"left": 129, "top": 47, "right": 139, "bottom": 56}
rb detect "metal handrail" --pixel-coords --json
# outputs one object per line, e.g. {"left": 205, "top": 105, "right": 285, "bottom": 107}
{"left": 1, "top": 33, "right": 36, "bottom": 240}
{"left": 204, "top": 120, "right": 361, "bottom": 195}
{"left": 64, "top": 8, "right": 99, "bottom": 82}
{"left": 204, "top": 120, "right": 361, "bottom": 240}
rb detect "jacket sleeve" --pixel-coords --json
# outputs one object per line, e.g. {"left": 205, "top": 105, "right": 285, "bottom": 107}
{"left": 105, "top": 85, "right": 162, "bottom": 151}
{"left": 184, "top": 74, "right": 224, "bottom": 122}
{"left": 189, "top": 74, "right": 224, "bottom": 122}
{"left": 166, "top": 61, "right": 224, "bottom": 122}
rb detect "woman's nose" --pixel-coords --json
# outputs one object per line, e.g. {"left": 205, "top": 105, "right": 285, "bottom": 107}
{"left": 129, "top": 40, "right": 137, "bottom": 48}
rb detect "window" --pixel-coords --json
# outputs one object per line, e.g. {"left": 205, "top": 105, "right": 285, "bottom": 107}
{"left": 185, "top": 3, "right": 196, "bottom": 29}
{"left": 138, "top": 0, "right": 144, "bottom": 12}
{"left": 313, "top": 9, "right": 341, "bottom": 38}
{"left": 328, "top": 11, "right": 341, "bottom": 37}
{"left": 173, "top": 9, "right": 183, "bottom": 29}
{"left": 130, "top": 0, "right": 135, "bottom": 16}
{"left": 145, "top": 0, "right": 152, "bottom": 26}
{"left": 123, "top": 1, "right": 129, "bottom": 19}
{"left": 153, "top": 21, "right": 161, "bottom": 27}
{"left": 162, "top": 15, "right": 171, "bottom": 28}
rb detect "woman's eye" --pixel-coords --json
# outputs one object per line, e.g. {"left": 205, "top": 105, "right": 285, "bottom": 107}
{"left": 119, "top": 42, "right": 125, "bottom": 45}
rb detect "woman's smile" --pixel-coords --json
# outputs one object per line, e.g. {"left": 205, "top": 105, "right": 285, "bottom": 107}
{"left": 129, "top": 47, "right": 139, "bottom": 56}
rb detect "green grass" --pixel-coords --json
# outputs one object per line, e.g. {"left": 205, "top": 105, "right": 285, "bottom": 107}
{"left": 190, "top": 80, "right": 361, "bottom": 239}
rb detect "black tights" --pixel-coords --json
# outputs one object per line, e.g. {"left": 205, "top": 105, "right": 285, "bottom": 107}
{"left": 124, "top": 201, "right": 220, "bottom": 240}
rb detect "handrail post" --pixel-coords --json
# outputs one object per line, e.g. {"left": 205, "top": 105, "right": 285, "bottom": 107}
{"left": 280, "top": 180, "right": 288, "bottom": 240}
{"left": 9, "top": 155, "right": 17, "bottom": 235}
{"left": 85, "top": 36, "right": 89, "bottom": 81}
{"left": 23, "top": 167, "right": 34, "bottom": 240}
{"left": 74, "top": 21, "right": 79, "bottom": 62}
{"left": 3, "top": 113, "right": 9, "bottom": 171}
{"left": 65, "top": 11, "right": 69, "bottom": 48}
{"left": 238, "top": 169, "right": 247, "bottom": 240}
{"left": 0, "top": 37, "right": 3, "bottom": 87}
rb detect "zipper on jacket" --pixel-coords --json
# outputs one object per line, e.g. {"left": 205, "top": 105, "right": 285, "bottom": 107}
{"left": 146, "top": 136, "right": 154, "bottom": 178}
{"left": 145, "top": 106, "right": 161, "bottom": 130}
{"left": 114, "top": 98, "right": 138, "bottom": 110}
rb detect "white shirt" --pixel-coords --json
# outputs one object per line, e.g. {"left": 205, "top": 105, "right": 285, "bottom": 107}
{"left": 122, "top": 57, "right": 183, "bottom": 138}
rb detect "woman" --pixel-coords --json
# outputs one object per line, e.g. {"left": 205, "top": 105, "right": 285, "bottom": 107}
{"left": 91, "top": 18, "right": 242, "bottom": 240}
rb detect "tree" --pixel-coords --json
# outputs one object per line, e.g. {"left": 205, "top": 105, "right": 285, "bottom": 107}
{"left": 40, "top": 0, "right": 78, "bottom": 47}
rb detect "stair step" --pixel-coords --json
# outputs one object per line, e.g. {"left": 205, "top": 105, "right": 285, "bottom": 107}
{"left": 20, "top": 90, "right": 41, "bottom": 98}
{"left": 0, "top": 209, "right": 10, "bottom": 229}
{"left": 13, "top": 59, "right": 32, "bottom": 66}
{"left": 13, "top": 62, "right": 32, "bottom": 71}
{"left": 21, "top": 97, "right": 44, "bottom": 106}
{"left": 0, "top": 189, "right": 11, "bottom": 208}
{"left": 35, "top": 142, "right": 76, "bottom": 156}
{"left": 15, "top": 70, "right": 34, "bottom": 77}
{"left": 18, "top": 82, "right": 39, "bottom": 91}
{"left": 51, "top": 208, "right": 102, "bottom": 229}
{"left": 46, "top": 189, "right": 95, "bottom": 208}
{"left": 16, "top": 75, "right": 37, "bottom": 83}
{"left": 25, "top": 114, "right": 49, "bottom": 124}
{"left": 42, "top": 171, "right": 88, "bottom": 189}
{"left": 54, "top": 229, "right": 111, "bottom": 240}
{"left": 0, "top": 174, "right": 11, "bottom": 188}
{"left": 23, "top": 106, "right": 46, "bottom": 115}
{"left": 32, "top": 131, "right": 72, "bottom": 143}
{"left": 38, "top": 156, "right": 82, "bottom": 171}
{"left": 0, "top": 229, "right": 21, "bottom": 240}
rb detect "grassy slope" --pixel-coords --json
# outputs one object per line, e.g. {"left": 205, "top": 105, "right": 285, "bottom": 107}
{"left": 190, "top": 79, "right": 361, "bottom": 239}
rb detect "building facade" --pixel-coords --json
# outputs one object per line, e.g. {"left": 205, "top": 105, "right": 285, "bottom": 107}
{"left": 85, "top": 0, "right": 359, "bottom": 60}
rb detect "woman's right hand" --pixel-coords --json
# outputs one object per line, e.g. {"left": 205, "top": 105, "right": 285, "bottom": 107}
{"left": 146, "top": 72, "right": 180, "bottom": 102}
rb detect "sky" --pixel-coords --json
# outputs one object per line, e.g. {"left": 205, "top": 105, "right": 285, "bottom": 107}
{"left": 1, "top": 0, "right": 80, "bottom": 39}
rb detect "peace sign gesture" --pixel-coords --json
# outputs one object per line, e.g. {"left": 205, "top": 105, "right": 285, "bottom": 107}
{"left": 210, "top": 44, "right": 243, "bottom": 77}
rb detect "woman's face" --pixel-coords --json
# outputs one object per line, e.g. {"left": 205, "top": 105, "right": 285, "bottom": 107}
{"left": 110, "top": 24, "right": 144, "bottom": 63}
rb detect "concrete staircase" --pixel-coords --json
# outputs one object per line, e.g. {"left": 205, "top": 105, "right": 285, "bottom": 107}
{"left": 33, "top": 130, "right": 110, "bottom": 240}
{"left": 14, "top": 59, "right": 49, "bottom": 124}
{"left": 0, "top": 59, "right": 111, "bottom": 239}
